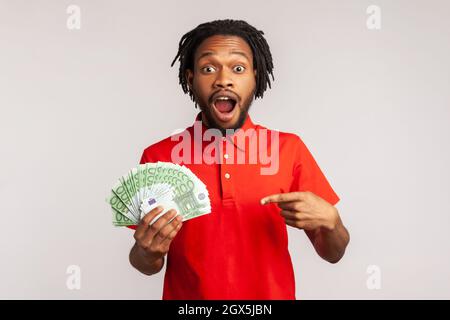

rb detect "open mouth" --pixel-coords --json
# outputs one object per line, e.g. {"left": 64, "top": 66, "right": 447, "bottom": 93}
{"left": 211, "top": 96, "right": 237, "bottom": 122}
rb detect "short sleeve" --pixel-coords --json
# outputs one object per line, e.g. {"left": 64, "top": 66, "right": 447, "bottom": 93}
{"left": 289, "top": 135, "right": 340, "bottom": 206}
{"left": 139, "top": 150, "right": 150, "bottom": 165}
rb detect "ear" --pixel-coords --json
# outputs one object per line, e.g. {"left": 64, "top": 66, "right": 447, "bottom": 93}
{"left": 254, "top": 69, "right": 257, "bottom": 77}
{"left": 185, "top": 69, "right": 194, "bottom": 90}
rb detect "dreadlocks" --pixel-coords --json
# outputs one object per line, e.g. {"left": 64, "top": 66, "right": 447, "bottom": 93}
{"left": 170, "top": 19, "right": 275, "bottom": 104}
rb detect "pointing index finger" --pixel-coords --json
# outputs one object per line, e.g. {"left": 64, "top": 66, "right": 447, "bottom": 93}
{"left": 261, "top": 192, "right": 304, "bottom": 205}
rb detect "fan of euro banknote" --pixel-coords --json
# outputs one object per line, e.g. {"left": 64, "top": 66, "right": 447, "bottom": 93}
{"left": 107, "top": 161, "right": 211, "bottom": 226}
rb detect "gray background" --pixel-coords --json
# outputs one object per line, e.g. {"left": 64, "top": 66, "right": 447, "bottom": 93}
{"left": 1, "top": 0, "right": 449, "bottom": 299}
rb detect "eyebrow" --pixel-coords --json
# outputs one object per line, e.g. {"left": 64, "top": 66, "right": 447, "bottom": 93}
{"left": 197, "top": 51, "right": 250, "bottom": 62}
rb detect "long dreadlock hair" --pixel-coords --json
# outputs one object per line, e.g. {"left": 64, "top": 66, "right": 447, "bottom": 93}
{"left": 170, "top": 19, "right": 275, "bottom": 106}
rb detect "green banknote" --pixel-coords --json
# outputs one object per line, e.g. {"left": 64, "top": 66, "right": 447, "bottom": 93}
{"left": 107, "top": 162, "right": 211, "bottom": 227}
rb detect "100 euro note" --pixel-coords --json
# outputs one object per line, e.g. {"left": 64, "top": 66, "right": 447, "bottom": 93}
{"left": 140, "top": 162, "right": 211, "bottom": 224}
{"left": 107, "top": 162, "right": 211, "bottom": 227}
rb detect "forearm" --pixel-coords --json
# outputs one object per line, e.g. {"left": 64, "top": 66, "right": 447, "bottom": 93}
{"left": 313, "top": 215, "right": 350, "bottom": 263}
{"left": 129, "top": 242, "right": 165, "bottom": 276}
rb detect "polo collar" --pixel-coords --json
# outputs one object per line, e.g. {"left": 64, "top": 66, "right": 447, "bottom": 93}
{"left": 190, "top": 112, "right": 257, "bottom": 152}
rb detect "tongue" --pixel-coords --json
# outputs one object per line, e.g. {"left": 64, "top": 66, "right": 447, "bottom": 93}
{"left": 215, "top": 100, "right": 234, "bottom": 113}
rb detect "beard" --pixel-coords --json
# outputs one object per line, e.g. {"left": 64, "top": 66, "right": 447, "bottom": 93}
{"left": 194, "top": 89, "right": 255, "bottom": 136}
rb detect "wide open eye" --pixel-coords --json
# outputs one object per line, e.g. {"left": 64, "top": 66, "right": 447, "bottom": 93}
{"left": 233, "top": 65, "right": 245, "bottom": 73}
{"left": 201, "top": 66, "right": 216, "bottom": 73}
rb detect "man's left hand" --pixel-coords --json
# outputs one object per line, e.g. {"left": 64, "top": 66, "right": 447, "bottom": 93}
{"left": 261, "top": 191, "right": 339, "bottom": 231}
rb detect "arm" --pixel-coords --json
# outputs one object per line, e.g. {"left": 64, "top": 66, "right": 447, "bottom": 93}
{"left": 305, "top": 207, "right": 350, "bottom": 263}
{"left": 129, "top": 242, "right": 165, "bottom": 275}
{"left": 129, "top": 206, "right": 183, "bottom": 276}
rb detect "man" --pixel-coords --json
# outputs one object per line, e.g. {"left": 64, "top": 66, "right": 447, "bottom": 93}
{"left": 128, "top": 19, "right": 349, "bottom": 299}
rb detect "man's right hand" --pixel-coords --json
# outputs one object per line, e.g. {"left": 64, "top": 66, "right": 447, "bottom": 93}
{"left": 132, "top": 206, "right": 183, "bottom": 268}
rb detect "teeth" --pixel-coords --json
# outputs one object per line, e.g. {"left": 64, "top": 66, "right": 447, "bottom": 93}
{"left": 216, "top": 96, "right": 230, "bottom": 100}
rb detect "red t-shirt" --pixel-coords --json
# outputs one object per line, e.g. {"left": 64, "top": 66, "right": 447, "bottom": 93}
{"left": 128, "top": 112, "right": 340, "bottom": 299}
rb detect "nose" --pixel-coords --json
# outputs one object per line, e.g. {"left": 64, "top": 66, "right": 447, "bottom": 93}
{"left": 213, "top": 68, "right": 234, "bottom": 89}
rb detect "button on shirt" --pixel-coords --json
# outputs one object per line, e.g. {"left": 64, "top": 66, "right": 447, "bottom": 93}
{"left": 128, "top": 112, "right": 340, "bottom": 299}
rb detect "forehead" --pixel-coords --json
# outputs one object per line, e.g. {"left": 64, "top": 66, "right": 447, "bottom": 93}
{"left": 194, "top": 35, "right": 253, "bottom": 62}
